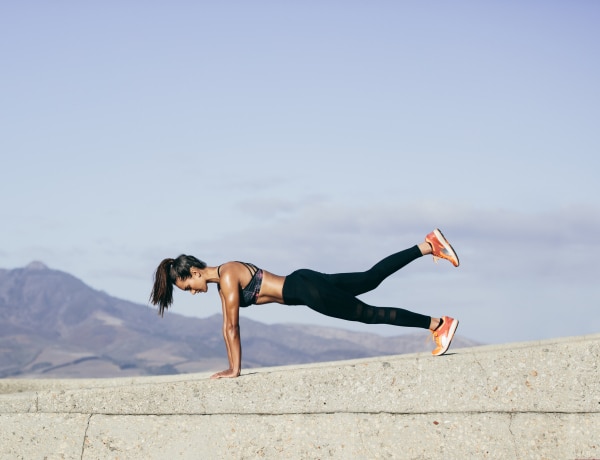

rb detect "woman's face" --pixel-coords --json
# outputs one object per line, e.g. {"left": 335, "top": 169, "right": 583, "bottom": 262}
{"left": 174, "top": 269, "right": 207, "bottom": 295}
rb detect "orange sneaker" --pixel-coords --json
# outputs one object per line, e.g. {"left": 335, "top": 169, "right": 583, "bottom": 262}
{"left": 431, "top": 316, "right": 459, "bottom": 356}
{"left": 425, "top": 228, "right": 460, "bottom": 267}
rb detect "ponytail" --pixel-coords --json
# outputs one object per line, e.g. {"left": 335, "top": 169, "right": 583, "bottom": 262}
{"left": 149, "top": 255, "right": 207, "bottom": 317}
{"left": 150, "top": 258, "right": 175, "bottom": 317}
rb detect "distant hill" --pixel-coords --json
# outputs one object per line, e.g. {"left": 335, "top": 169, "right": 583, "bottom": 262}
{"left": 0, "top": 262, "right": 480, "bottom": 378}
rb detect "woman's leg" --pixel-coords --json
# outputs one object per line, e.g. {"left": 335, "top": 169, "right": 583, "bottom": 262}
{"left": 281, "top": 230, "right": 461, "bottom": 354}
{"left": 324, "top": 245, "right": 425, "bottom": 297}
{"left": 287, "top": 269, "right": 431, "bottom": 329}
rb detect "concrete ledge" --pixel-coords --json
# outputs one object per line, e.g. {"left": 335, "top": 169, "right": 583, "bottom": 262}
{"left": 1, "top": 334, "right": 599, "bottom": 459}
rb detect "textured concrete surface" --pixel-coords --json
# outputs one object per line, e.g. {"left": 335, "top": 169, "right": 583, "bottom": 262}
{"left": 1, "top": 334, "right": 599, "bottom": 459}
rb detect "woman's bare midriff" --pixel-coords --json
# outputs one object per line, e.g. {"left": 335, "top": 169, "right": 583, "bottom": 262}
{"left": 255, "top": 270, "right": 286, "bottom": 304}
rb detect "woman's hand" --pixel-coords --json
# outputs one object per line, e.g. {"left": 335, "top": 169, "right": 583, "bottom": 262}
{"left": 210, "top": 368, "right": 240, "bottom": 379}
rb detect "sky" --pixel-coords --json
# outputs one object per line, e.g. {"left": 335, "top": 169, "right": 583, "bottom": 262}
{"left": 1, "top": 1, "right": 599, "bottom": 345}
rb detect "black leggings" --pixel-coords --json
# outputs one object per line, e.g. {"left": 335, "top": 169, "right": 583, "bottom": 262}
{"left": 282, "top": 245, "right": 431, "bottom": 330}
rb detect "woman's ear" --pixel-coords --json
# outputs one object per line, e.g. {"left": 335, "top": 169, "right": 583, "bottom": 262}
{"left": 191, "top": 268, "right": 202, "bottom": 278}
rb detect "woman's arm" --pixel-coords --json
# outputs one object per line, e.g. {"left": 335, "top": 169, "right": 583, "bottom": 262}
{"left": 218, "top": 288, "right": 233, "bottom": 368}
{"left": 211, "top": 270, "right": 242, "bottom": 379}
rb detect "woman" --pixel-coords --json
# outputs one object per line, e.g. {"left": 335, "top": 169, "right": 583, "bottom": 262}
{"left": 150, "top": 228, "right": 460, "bottom": 379}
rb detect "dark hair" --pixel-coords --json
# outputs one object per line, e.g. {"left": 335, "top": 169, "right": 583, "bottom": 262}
{"left": 149, "top": 254, "right": 207, "bottom": 317}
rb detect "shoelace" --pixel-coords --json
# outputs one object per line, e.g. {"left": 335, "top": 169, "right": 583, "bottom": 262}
{"left": 429, "top": 239, "right": 448, "bottom": 264}
{"left": 426, "top": 329, "right": 442, "bottom": 347}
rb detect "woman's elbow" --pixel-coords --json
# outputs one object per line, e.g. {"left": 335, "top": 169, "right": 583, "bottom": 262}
{"left": 225, "top": 323, "right": 240, "bottom": 339}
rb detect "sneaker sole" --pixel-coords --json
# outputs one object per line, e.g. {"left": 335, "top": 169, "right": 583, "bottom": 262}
{"left": 433, "top": 318, "right": 459, "bottom": 356}
{"left": 433, "top": 228, "right": 460, "bottom": 267}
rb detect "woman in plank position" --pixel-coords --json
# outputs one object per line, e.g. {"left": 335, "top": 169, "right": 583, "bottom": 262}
{"left": 150, "top": 229, "right": 460, "bottom": 379}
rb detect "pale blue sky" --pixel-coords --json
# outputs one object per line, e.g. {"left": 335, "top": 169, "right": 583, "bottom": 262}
{"left": 1, "top": 1, "right": 599, "bottom": 344}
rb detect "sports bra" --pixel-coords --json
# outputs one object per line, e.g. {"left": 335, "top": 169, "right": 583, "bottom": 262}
{"left": 218, "top": 262, "right": 263, "bottom": 308}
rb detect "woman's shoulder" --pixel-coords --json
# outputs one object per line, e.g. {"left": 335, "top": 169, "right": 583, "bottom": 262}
{"left": 217, "top": 261, "right": 237, "bottom": 276}
{"left": 218, "top": 261, "right": 258, "bottom": 281}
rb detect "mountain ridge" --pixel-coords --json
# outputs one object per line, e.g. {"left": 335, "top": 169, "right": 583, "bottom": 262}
{"left": 0, "top": 262, "right": 480, "bottom": 378}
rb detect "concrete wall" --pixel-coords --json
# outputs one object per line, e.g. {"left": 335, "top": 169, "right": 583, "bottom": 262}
{"left": 1, "top": 334, "right": 599, "bottom": 459}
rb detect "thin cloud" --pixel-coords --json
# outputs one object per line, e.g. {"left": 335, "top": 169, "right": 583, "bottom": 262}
{"left": 188, "top": 201, "right": 600, "bottom": 280}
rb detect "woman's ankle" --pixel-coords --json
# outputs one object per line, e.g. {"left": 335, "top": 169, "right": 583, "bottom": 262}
{"left": 418, "top": 242, "right": 432, "bottom": 256}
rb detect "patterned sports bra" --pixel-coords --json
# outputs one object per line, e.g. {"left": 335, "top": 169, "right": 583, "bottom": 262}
{"left": 218, "top": 262, "right": 263, "bottom": 308}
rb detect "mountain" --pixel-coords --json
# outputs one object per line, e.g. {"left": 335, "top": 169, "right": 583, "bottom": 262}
{"left": 0, "top": 262, "right": 480, "bottom": 378}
